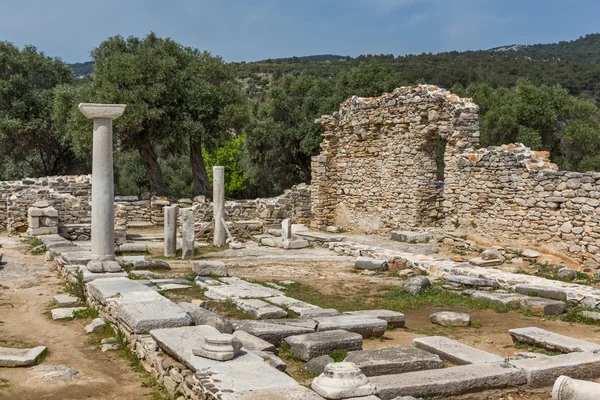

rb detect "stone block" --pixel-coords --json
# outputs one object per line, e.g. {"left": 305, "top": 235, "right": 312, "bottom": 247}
{"left": 343, "top": 309, "right": 405, "bottom": 328}
{"left": 53, "top": 294, "right": 80, "bottom": 307}
{"left": 193, "top": 260, "right": 229, "bottom": 277}
{"left": 520, "top": 297, "right": 566, "bottom": 315}
{"left": 0, "top": 346, "right": 47, "bottom": 367}
{"left": 403, "top": 276, "right": 430, "bottom": 295}
{"left": 204, "top": 284, "right": 283, "bottom": 300}
{"left": 284, "top": 330, "right": 363, "bottom": 361}
{"left": 282, "top": 238, "right": 310, "bottom": 249}
{"left": 87, "top": 277, "right": 156, "bottom": 305}
{"left": 29, "top": 226, "right": 58, "bottom": 235}
{"left": 281, "top": 218, "right": 292, "bottom": 239}
{"left": 470, "top": 291, "right": 527, "bottom": 307}
{"left": 304, "top": 355, "right": 334, "bottom": 375}
{"left": 510, "top": 352, "right": 600, "bottom": 387}
{"left": 390, "top": 231, "right": 432, "bottom": 243}
{"left": 371, "top": 362, "right": 526, "bottom": 399}
{"left": 122, "top": 256, "right": 170, "bottom": 270}
{"left": 233, "top": 330, "right": 277, "bottom": 353}
{"left": 28, "top": 207, "right": 43, "bottom": 217}
{"left": 118, "top": 243, "right": 148, "bottom": 253}
{"left": 509, "top": 327, "right": 600, "bottom": 354}
{"left": 468, "top": 257, "right": 502, "bottom": 267}
{"left": 412, "top": 336, "right": 504, "bottom": 365}
{"left": 233, "top": 298, "right": 288, "bottom": 319}
{"left": 345, "top": 346, "right": 444, "bottom": 377}
{"left": 314, "top": 315, "right": 387, "bottom": 338}
{"left": 178, "top": 302, "right": 233, "bottom": 333}
{"left": 250, "top": 350, "right": 287, "bottom": 371}
{"left": 514, "top": 284, "right": 567, "bottom": 301}
{"left": 300, "top": 308, "right": 341, "bottom": 318}
{"left": 118, "top": 299, "right": 192, "bottom": 333}
{"left": 41, "top": 208, "right": 58, "bottom": 217}
{"left": 61, "top": 250, "right": 93, "bottom": 265}
{"left": 232, "top": 320, "right": 316, "bottom": 345}
{"left": 221, "top": 386, "right": 325, "bottom": 400}
{"left": 51, "top": 307, "right": 86, "bottom": 320}
{"left": 84, "top": 318, "right": 105, "bottom": 334}
{"left": 443, "top": 274, "right": 499, "bottom": 287}
{"left": 267, "top": 296, "right": 320, "bottom": 313}
{"left": 355, "top": 257, "right": 388, "bottom": 270}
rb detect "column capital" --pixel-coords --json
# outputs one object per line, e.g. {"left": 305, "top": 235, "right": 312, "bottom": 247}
{"left": 79, "top": 103, "right": 126, "bottom": 120}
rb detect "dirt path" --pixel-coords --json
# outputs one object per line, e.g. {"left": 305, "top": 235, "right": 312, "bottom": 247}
{"left": 0, "top": 236, "right": 153, "bottom": 400}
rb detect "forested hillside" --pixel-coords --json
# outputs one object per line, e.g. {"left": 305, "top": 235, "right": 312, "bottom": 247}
{"left": 1, "top": 33, "right": 599, "bottom": 200}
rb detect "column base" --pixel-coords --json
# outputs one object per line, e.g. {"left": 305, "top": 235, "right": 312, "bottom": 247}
{"left": 87, "top": 260, "right": 123, "bottom": 273}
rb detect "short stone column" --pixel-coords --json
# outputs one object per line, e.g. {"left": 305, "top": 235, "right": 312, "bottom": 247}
{"left": 213, "top": 166, "right": 226, "bottom": 247}
{"left": 281, "top": 218, "right": 292, "bottom": 239}
{"left": 79, "top": 103, "right": 126, "bottom": 273}
{"left": 164, "top": 205, "right": 178, "bottom": 257}
{"left": 311, "top": 362, "right": 376, "bottom": 399}
{"left": 181, "top": 208, "right": 195, "bottom": 259}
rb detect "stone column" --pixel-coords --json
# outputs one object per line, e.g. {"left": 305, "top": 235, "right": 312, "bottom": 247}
{"left": 181, "top": 209, "right": 195, "bottom": 259}
{"left": 164, "top": 205, "right": 178, "bottom": 257}
{"left": 79, "top": 103, "right": 126, "bottom": 273}
{"left": 553, "top": 375, "right": 600, "bottom": 400}
{"left": 213, "top": 166, "right": 226, "bottom": 247}
{"left": 281, "top": 218, "right": 292, "bottom": 239}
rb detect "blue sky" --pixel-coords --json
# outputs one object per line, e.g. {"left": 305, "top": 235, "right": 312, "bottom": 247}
{"left": 1, "top": 0, "right": 599, "bottom": 63}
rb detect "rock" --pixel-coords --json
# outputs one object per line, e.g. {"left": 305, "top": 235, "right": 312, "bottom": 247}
{"left": 193, "top": 260, "right": 229, "bottom": 277}
{"left": 282, "top": 238, "right": 310, "bottom": 249}
{"left": 284, "top": 330, "right": 363, "bottom": 361}
{"left": 28, "top": 365, "right": 78, "bottom": 383}
{"left": 509, "top": 352, "right": 600, "bottom": 387}
{"left": 514, "top": 284, "right": 567, "bottom": 301}
{"left": 522, "top": 249, "right": 541, "bottom": 258}
{"left": 403, "top": 276, "right": 431, "bottom": 295}
{"left": 509, "top": 327, "right": 600, "bottom": 354}
{"left": 370, "top": 362, "right": 526, "bottom": 399}
{"left": 398, "top": 269, "right": 415, "bottom": 278}
{"left": 204, "top": 284, "right": 283, "bottom": 300}
{"left": 84, "top": 318, "right": 105, "bottom": 334}
{"left": 314, "top": 315, "right": 387, "bottom": 338}
{"left": 222, "top": 386, "right": 326, "bottom": 400}
{"left": 51, "top": 307, "right": 86, "bottom": 320}
{"left": 232, "top": 330, "right": 277, "bottom": 354}
{"left": 557, "top": 268, "right": 577, "bottom": 280}
{"left": 122, "top": 256, "right": 170, "bottom": 270}
{"left": 53, "top": 294, "right": 80, "bottom": 307}
{"left": 470, "top": 291, "right": 527, "bottom": 307}
{"left": 481, "top": 248, "right": 504, "bottom": 261}
{"left": 299, "top": 308, "right": 341, "bottom": 318}
{"left": 345, "top": 346, "right": 444, "bottom": 377}
{"left": 311, "top": 362, "right": 376, "bottom": 399}
{"left": 354, "top": 257, "right": 388, "bottom": 271}
{"left": 267, "top": 296, "right": 320, "bottom": 314}
{"left": 0, "top": 346, "right": 47, "bottom": 367}
{"left": 520, "top": 297, "right": 566, "bottom": 316}
{"left": 429, "top": 311, "right": 471, "bottom": 327}
{"left": 177, "top": 302, "right": 233, "bottom": 333}
{"left": 581, "top": 310, "right": 600, "bottom": 321}
{"left": 304, "top": 355, "right": 334, "bottom": 375}
{"left": 412, "top": 336, "right": 504, "bottom": 365}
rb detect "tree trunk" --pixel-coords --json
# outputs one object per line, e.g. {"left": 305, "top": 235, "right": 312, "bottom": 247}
{"left": 136, "top": 140, "right": 169, "bottom": 196}
{"left": 190, "top": 137, "right": 211, "bottom": 197}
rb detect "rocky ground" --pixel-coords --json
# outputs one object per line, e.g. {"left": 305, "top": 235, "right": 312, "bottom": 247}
{"left": 2, "top": 229, "right": 600, "bottom": 399}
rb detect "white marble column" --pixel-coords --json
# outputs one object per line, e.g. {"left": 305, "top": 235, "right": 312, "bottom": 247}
{"left": 181, "top": 209, "right": 195, "bottom": 259}
{"left": 164, "top": 205, "right": 178, "bottom": 257}
{"left": 79, "top": 103, "right": 126, "bottom": 273}
{"left": 213, "top": 166, "right": 226, "bottom": 247}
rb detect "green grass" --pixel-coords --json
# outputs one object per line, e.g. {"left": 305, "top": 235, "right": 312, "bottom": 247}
{"left": 73, "top": 308, "right": 99, "bottom": 320}
{"left": 513, "top": 341, "right": 562, "bottom": 356}
{"left": 211, "top": 299, "right": 255, "bottom": 320}
{"left": 0, "top": 378, "right": 9, "bottom": 388}
{"left": 328, "top": 349, "right": 348, "bottom": 362}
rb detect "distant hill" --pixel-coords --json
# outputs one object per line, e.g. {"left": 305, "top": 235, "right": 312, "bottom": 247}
{"left": 255, "top": 54, "right": 349, "bottom": 63}
{"left": 68, "top": 61, "right": 94, "bottom": 77}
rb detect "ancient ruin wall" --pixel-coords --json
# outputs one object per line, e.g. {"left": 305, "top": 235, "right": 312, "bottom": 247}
{"left": 311, "top": 85, "right": 600, "bottom": 264}
{"left": 311, "top": 85, "right": 480, "bottom": 232}
{"left": 0, "top": 175, "right": 311, "bottom": 237}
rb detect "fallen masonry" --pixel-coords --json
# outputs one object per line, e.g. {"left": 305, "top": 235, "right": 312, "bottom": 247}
{"left": 509, "top": 327, "right": 600, "bottom": 354}
{"left": 412, "top": 336, "right": 505, "bottom": 365}
{"left": 314, "top": 315, "right": 388, "bottom": 338}
{"left": 0, "top": 346, "right": 47, "bottom": 367}
{"left": 509, "top": 352, "right": 600, "bottom": 387}
{"left": 283, "top": 330, "right": 363, "bottom": 361}
{"left": 344, "top": 346, "right": 444, "bottom": 377}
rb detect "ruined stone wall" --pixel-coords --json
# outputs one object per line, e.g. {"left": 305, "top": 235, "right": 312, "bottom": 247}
{"left": 311, "top": 85, "right": 479, "bottom": 233}
{"left": 0, "top": 175, "right": 311, "bottom": 236}
{"left": 447, "top": 144, "right": 600, "bottom": 267}
{"left": 311, "top": 84, "right": 600, "bottom": 263}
